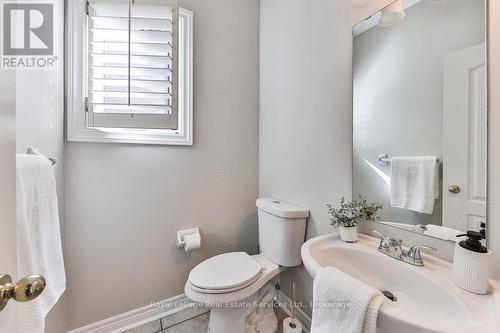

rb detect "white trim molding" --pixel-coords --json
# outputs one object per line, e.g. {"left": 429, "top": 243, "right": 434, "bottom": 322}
{"left": 276, "top": 290, "right": 312, "bottom": 333}
{"left": 65, "top": 291, "right": 312, "bottom": 333}
{"left": 66, "top": 294, "right": 193, "bottom": 333}
{"left": 66, "top": 1, "right": 194, "bottom": 146}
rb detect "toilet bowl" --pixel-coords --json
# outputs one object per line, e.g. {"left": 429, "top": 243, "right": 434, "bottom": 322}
{"left": 185, "top": 198, "right": 309, "bottom": 333}
{"left": 185, "top": 253, "right": 282, "bottom": 333}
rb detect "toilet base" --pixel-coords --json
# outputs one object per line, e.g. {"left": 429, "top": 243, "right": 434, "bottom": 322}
{"left": 245, "top": 311, "right": 278, "bottom": 333}
{"left": 207, "top": 283, "right": 278, "bottom": 333}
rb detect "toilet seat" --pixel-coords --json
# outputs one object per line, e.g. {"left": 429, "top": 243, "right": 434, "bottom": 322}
{"left": 189, "top": 252, "right": 263, "bottom": 294}
{"left": 185, "top": 254, "right": 282, "bottom": 305}
{"left": 188, "top": 273, "right": 262, "bottom": 294}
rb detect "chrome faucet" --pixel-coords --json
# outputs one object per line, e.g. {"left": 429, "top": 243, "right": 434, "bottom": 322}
{"left": 372, "top": 229, "right": 437, "bottom": 266}
{"left": 372, "top": 229, "right": 404, "bottom": 260}
{"left": 403, "top": 245, "right": 437, "bottom": 266}
{"left": 412, "top": 224, "right": 428, "bottom": 234}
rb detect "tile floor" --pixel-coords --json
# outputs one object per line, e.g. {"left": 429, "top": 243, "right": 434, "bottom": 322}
{"left": 123, "top": 303, "right": 289, "bottom": 333}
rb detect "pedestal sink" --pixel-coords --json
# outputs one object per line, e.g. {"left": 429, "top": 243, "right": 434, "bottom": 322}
{"left": 301, "top": 233, "right": 500, "bottom": 333}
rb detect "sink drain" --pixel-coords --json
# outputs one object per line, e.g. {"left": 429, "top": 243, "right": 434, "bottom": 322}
{"left": 381, "top": 290, "right": 397, "bottom": 302}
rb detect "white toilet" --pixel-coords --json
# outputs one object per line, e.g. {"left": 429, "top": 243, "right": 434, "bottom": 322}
{"left": 185, "top": 197, "right": 309, "bottom": 333}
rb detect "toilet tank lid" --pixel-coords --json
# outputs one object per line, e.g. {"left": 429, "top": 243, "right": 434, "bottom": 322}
{"left": 256, "top": 198, "right": 309, "bottom": 219}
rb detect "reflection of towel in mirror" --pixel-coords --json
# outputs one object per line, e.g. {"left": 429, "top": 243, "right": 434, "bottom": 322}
{"left": 390, "top": 156, "right": 439, "bottom": 214}
{"left": 311, "top": 267, "right": 385, "bottom": 333}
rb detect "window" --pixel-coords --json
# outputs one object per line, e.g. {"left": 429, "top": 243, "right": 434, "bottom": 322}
{"left": 67, "top": 0, "right": 193, "bottom": 145}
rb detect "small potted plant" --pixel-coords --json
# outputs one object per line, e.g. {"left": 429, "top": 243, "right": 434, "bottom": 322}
{"left": 356, "top": 196, "right": 383, "bottom": 222}
{"left": 327, "top": 196, "right": 382, "bottom": 243}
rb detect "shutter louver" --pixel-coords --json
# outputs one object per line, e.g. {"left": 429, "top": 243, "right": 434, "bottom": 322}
{"left": 87, "top": 0, "right": 179, "bottom": 129}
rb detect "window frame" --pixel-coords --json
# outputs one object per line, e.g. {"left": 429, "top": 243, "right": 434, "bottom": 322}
{"left": 67, "top": 1, "right": 193, "bottom": 146}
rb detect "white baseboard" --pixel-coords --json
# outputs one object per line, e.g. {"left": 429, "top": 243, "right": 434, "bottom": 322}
{"left": 67, "top": 294, "right": 192, "bottom": 333}
{"left": 67, "top": 291, "right": 312, "bottom": 333}
{"left": 276, "top": 290, "right": 312, "bottom": 333}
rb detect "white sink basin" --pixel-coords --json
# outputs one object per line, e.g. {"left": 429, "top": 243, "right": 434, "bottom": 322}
{"left": 301, "top": 233, "right": 500, "bottom": 333}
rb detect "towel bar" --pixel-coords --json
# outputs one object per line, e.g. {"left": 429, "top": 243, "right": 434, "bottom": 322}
{"left": 27, "top": 147, "right": 58, "bottom": 166}
{"left": 377, "top": 153, "right": 440, "bottom": 167}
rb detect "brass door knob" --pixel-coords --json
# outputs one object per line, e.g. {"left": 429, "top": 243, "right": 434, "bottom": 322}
{"left": 0, "top": 274, "right": 46, "bottom": 312}
{"left": 448, "top": 185, "right": 461, "bottom": 194}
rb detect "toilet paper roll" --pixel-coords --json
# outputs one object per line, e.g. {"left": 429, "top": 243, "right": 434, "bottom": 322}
{"left": 283, "top": 317, "right": 302, "bottom": 333}
{"left": 184, "top": 233, "right": 201, "bottom": 252}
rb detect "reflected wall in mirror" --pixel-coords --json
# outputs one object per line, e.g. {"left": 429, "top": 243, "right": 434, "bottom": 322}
{"left": 352, "top": 0, "right": 487, "bottom": 242}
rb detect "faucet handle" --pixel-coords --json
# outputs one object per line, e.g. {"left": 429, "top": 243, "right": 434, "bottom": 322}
{"left": 372, "top": 229, "right": 404, "bottom": 259}
{"left": 407, "top": 245, "right": 437, "bottom": 256}
{"left": 404, "top": 245, "right": 437, "bottom": 266}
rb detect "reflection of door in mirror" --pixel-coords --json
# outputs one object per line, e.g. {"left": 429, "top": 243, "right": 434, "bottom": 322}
{"left": 443, "top": 43, "right": 486, "bottom": 233}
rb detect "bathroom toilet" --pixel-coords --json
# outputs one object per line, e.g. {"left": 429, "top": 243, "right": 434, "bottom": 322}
{"left": 185, "top": 198, "right": 309, "bottom": 333}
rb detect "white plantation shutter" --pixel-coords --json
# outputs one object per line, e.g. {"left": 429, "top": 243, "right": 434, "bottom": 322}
{"left": 87, "top": 0, "right": 179, "bottom": 129}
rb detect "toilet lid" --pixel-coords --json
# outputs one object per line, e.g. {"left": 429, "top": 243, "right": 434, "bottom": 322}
{"left": 189, "top": 252, "right": 263, "bottom": 290}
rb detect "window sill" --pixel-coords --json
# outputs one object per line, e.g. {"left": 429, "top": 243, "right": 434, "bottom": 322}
{"left": 67, "top": 127, "right": 193, "bottom": 146}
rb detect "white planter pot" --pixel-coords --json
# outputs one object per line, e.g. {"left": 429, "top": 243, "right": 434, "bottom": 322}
{"left": 339, "top": 226, "right": 358, "bottom": 243}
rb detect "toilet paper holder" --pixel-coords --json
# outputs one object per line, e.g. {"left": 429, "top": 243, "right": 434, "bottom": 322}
{"left": 176, "top": 228, "right": 201, "bottom": 250}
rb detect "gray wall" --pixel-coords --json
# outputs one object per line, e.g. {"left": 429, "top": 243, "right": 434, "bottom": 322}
{"left": 64, "top": 0, "right": 260, "bottom": 329}
{"left": 260, "top": 0, "right": 355, "bottom": 316}
{"left": 352, "top": 0, "right": 485, "bottom": 227}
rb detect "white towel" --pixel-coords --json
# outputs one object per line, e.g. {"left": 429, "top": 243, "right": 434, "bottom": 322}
{"left": 311, "top": 267, "right": 385, "bottom": 333}
{"left": 390, "top": 156, "right": 439, "bottom": 214}
{"left": 16, "top": 154, "right": 66, "bottom": 333}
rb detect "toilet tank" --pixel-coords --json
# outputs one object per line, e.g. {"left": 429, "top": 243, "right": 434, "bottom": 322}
{"left": 256, "top": 198, "right": 309, "bottom": 267}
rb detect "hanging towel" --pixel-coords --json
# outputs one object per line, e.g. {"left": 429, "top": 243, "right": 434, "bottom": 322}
{"left": 16, "top": 154, "right": 66, "bottom": 333}
{"left": 390, "top": 156, "right": 439, "bottom": 214}
{"left": 311, "top": 267, "right": 385, "bottom": 333}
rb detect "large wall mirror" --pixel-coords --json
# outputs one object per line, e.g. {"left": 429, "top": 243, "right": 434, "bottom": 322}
{"left": 352, "top": 0, "right": 487, "bottom": 242}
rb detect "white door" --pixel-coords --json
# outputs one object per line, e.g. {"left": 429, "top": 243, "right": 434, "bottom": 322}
{"left": 0, "top": 69, "right": 18, "bottom": 332}
{"left": 443, "top": 43, "right": 487, "bottom": 233}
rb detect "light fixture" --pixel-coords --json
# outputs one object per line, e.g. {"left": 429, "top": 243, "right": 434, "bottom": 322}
{"left": 379, "top": 0, "right": 406, "bottom": 27}
{"left": 352, "top": 0, "right": 377, "bottom": 8}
